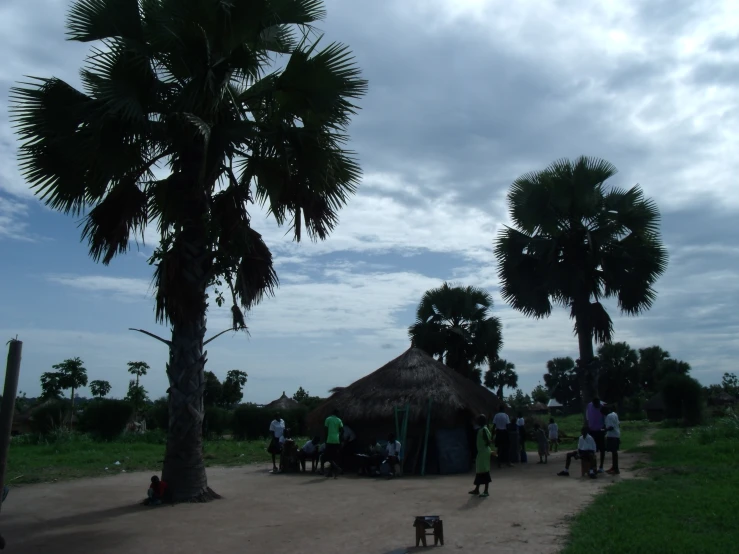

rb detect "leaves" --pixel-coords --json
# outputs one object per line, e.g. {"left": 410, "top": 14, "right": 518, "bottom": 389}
{"left": 12, "top": 0, "right": 366, "bottom": 332}
{"left": 409, "top": 283, "right": 502, "bottom": 381}
{"left": 495, "top": 156, "right": 668, "bottom": 362}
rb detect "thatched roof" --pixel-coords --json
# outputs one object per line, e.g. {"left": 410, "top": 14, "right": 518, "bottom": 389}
{"left": 307, "top": 347, "right": 501, "bottom": 427}
{"left": 529, "top": 402, "right": 548, "bottom": 412}
{"left": 644, "top": 392, "right": 664, "bottom": 410}
{"left": 264, "top": 392, "right": 301, "bottom": 411}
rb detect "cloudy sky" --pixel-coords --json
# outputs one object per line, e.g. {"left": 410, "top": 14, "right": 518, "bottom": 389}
{"left": 1, "top": 0, "right": 738, "bottom": 403}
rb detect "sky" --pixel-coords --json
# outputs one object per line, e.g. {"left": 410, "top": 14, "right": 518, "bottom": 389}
{"left": 1, "top": 0, "right": 738, "bottom": 404}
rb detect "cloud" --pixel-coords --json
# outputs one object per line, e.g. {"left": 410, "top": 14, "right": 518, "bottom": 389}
{"left": 46, "top": 274, "right": 152, "bottom": 301}
{"left": 1, "top": 0, "right": 739, "bottom": 402}
{"left": 0, "top": 194, "right": 32, "bottom": 241}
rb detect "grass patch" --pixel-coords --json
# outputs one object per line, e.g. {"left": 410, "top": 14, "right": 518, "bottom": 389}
{"left": 562, "top": 415, "right": 739, "bottom": 554}
{"left": 6, "top": 432, "right": 273, "bottom": 484}
{"left": 551, "top": 414, "right": 650, "bottom": 451}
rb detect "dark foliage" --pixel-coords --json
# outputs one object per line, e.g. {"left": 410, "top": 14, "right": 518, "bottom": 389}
{"left": 80, "top": 399, "right": 134, "bottom": 440}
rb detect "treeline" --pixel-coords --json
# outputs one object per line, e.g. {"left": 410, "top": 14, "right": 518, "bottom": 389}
{"left": 13, "top": 381, "right": 326, "bottom": 442}
{"left": 496, "top": 342, "right": 737, "bottom": 424}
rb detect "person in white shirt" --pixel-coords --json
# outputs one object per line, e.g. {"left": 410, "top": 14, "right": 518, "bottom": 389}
{"left": 492, "top": 406, "right": 512, "bottom": 468}
{"left": 299, "top": 436, "right": 322, "bottom": 473}
{"left": 557, "top": 427, "right": 597, "bottom": 478}
{"left": 385, "top": 433, "right": 402, "bottom": 477}
{"left": 516, "top": 412, "right": 526, "bottom": 458}
{"left": 548, "top": 418, "right": 559, "bottom": 453}
{"left": 268, "top": 413, "right": 285, "bottom": 473}
{"left": 602, "top": 406, "right": 621, "bottom": 474}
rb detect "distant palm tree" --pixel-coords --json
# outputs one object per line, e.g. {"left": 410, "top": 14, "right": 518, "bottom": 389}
{"left": 89, "top": 380, "right": 112, "bottom": 399}
{"left": 494, "top": 157, "right": 667, "bottom": 402}
{"left": 53, "top": 357, "right": 88, "bottom": 411}
{"left": 484, "top": 359, "right": 518, "bottom": 399}
{"left": 11, "top": 0, "right": 366, "bottom": 501}
{"left": 409, "top": 283, "right": 502, "bottom": 382}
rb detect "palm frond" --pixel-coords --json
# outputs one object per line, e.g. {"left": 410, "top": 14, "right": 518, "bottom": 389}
{"left": 10, "top": 78, "right": 97, "bottom": 214}
{"left": 67, "top": 0, "right": 143, "bottom": 42}
{"left": 80, "top": 179, "right": 149, "bottom": 264}
{"left": 493, "top": 227, "right": 553, "bottom": 318}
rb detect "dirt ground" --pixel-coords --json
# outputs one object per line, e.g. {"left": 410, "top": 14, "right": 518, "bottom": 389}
{"left": 2, "top": 448, "right": 641, "bottom": 553}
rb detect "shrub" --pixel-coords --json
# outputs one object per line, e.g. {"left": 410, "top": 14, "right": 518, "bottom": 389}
{"left": 660, "top": 374, "right": 704, "bottom": 425}
{"left": 29, "top": 399, "right": 72, "bottom": 434}
{"left": 145, "top": 397, "right": 169, "bottom": 430}
{"left": 204, "top": 406, "right": 233, "bottom": 438}
{"left": 79, "top": 399, "right": 134, "bottom": 440}
{"left": 232, "top": 405, "right": 308, "bottom": 440}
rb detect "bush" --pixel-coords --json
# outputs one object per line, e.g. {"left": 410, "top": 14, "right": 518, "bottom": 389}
{"left": 145, "top": 397, "right": 169, "bottom": 430}
{"left": 204, "top": 406, "right": 233, "bottom": 438}
{"left": 232, "top": 405, "right": 308, "bottom": 440}
{"left": 29, "top": 399, "right": 72, "bottom": 434}
{"left": 660, "top": 374, "right": 704, "bottom": 425}
{"left": 79, "top": 399, "right": 134, "bottom": 440}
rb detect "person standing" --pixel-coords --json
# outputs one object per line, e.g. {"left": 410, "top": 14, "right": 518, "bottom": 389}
{"left": 548, "top": 417, "right": 559, "bottom": 453}
{"left": 323, "top": 409, "right": 344, "bottom": 478}
{"left": 586, "top": 397, "right": 607, "bottom": 473}
{"left": 602, "top": 406, "right": 621, "bottom": 474}
{"left": 268, "top": 412, "right": 285, "bottom": 473}
{"left": 385, "top": 433, "right": 403, "bottom": 477}
{"left": 492, "top": 406, "right": 512, "bottom": 468}
{"left": 469, "top": 415, "right": 492, "bottom": 497}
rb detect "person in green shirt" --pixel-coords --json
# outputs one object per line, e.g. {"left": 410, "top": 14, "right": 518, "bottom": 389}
{"left": 323, "top": 409, "right": 343, "bottom": 478}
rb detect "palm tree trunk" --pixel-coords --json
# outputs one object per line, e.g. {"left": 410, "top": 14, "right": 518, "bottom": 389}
{"left": 575, "top": 308, "right": 597, "bottom": 408}
{"left": 70, "top": 387, "right": 75, "bottom": 430}
{"left": 161, "top": 234, "right": 219, "bottom": 502}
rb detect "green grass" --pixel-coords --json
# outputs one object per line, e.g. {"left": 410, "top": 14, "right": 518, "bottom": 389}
{"left": 547, "top": 414, "right": 650, "bottom": 451}
{"left": 6, "top": 432, "right": 272, "bottom": 484}
{"left": 563, "top": 415, "right": 739, "bottom": 554}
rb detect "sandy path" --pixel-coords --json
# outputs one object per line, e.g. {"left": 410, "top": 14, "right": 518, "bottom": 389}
{"left": 2, "top": 448, "right": 642, "bottom": 553}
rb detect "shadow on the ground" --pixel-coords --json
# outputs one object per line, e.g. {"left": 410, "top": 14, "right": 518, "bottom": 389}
{"left": 6, "top": 527, "right": 132, "bottom": 553}
{"left": 5, "top": 503, "right": 145, "bottom": 537}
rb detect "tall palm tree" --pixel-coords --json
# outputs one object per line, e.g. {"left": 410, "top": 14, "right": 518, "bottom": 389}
{"left": 408, "top": 283, "right": 502, "bottom": 381}
{"left": 11, "top": 0, "right": 366, "bottom": 501}
{"left": 484, "top": 358, "right": 518, "bottom": 399}
{"left": 53, "top": 357, "right": 89, "bottom": 412}
{"left": 494, "top": 157, "right": 667, "bottom": 402}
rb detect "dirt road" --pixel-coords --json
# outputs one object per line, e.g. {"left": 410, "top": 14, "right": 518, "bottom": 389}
{"left": 2, "top": 449, "right": 639, "bottom": 553}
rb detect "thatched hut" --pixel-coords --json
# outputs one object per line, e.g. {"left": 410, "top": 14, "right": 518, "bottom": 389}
{"left": 264, "top": 392, "right": 301, "bottom": 411}
{"left": 307, "top": 347, "right": 502, "bottom": 475}
{"left": 644, "top": 393, "right": 665, "bottom": 422}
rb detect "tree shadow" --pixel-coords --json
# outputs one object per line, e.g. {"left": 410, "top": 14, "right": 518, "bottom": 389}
{"left": 6, "top": 527, "right": 132, "bottom": 554}
{"left": 5, "top": 503, "right": 147, "bottom": 537}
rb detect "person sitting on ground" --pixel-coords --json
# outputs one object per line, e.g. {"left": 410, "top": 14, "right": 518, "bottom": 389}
{"left": 268, "top": 412, "right": 285, "bottom": 473}
{"left": 602, "top": 405, "right": 621, "bottom": 475}
{"left": 548, "top": 417, "right": 559, "bottom": 453}
{"left": 557, "top": 427, "right": 597, "bottom": 478}
{"left": 492, "top": 405, "right": 512, "bottom": 468}
{"left": 385, "top": 433, "right": 402, "bottom": 477}
{"left": 298, "top": 436, "right": 322, "bottom": 472}
{"left": 534, "top": 423, "right": 549, "bottom": 464}
{"left": 146, "top": 475, "right": 168, "bottom": 505}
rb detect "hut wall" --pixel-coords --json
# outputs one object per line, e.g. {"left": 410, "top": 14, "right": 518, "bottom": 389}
{"left": 311, "top": 410, "right": 476, "bottom": 475}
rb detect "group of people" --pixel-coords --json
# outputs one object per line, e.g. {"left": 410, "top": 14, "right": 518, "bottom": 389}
{"left": 266, "top": 409, "right": 403, "bottom": 479}
{"left": 470, "top": 398, "right": 621, "bottom": 496}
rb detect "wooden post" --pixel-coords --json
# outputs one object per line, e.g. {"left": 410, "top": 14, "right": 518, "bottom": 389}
{"left": 0, "top": 339, "right": 22, "bottom": 516}
{"left": 421, "top": 398, "right": 432, "bottom": 476}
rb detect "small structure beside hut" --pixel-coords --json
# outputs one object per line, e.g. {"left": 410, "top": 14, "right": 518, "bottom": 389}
{"left": 264, "top": 392, "right": 301, "bottom": 411}
{"left": 644, "top": 393, "right": 665, "bottom": 422}
{"left": 307, "top": 347, "right": 502, "bottom": 475}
